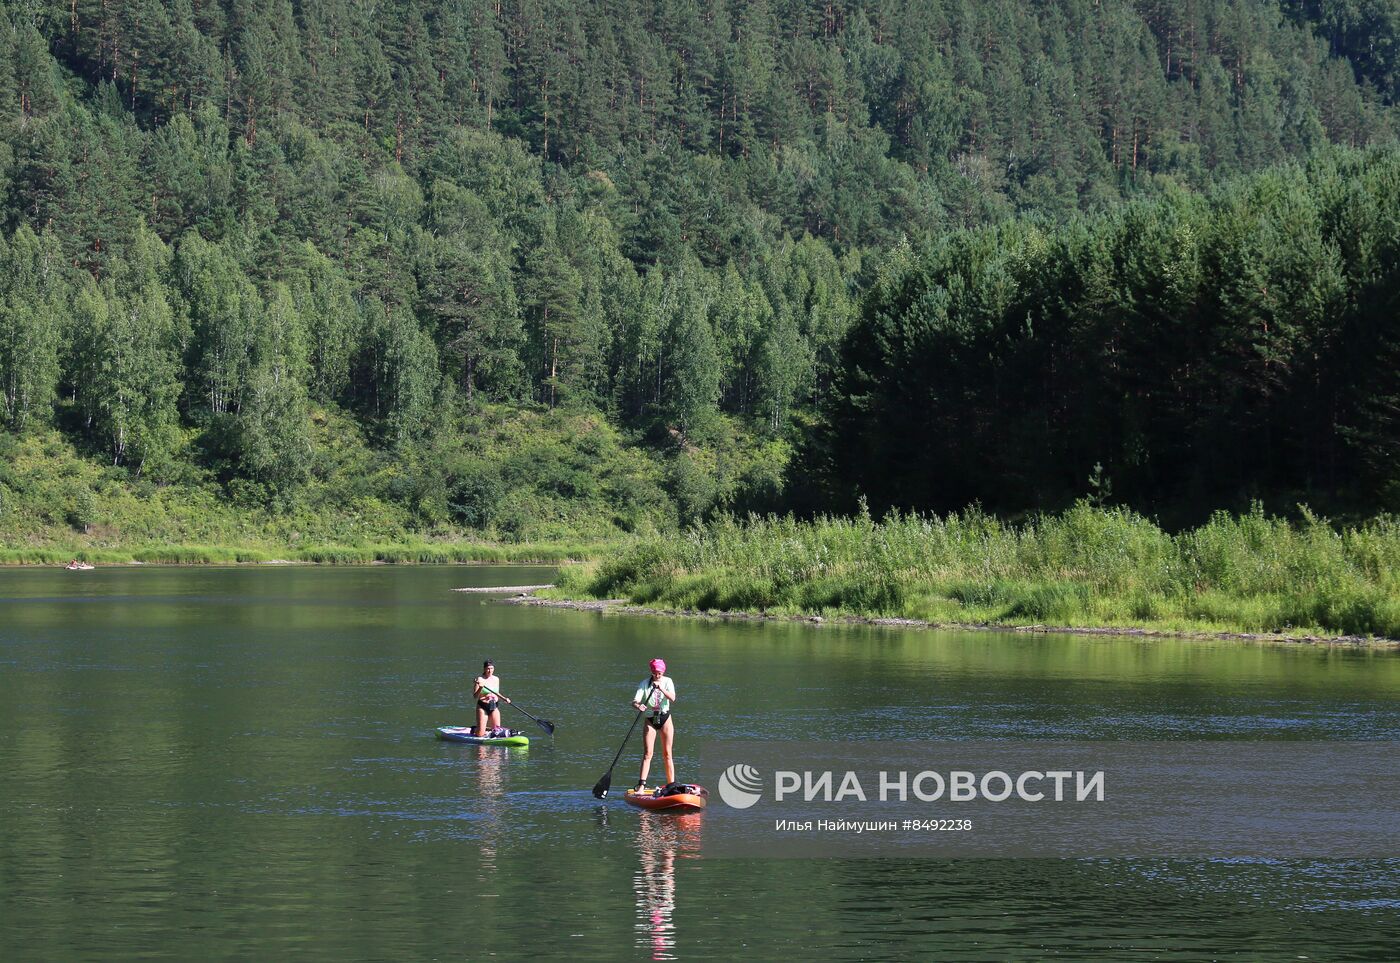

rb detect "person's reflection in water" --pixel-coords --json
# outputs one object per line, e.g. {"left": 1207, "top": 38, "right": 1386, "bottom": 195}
{"left": 474, "top": 744, "right": 517, "bottom": 897}
{"left": 633, "top": 812, "right": 703, "bottom": 960}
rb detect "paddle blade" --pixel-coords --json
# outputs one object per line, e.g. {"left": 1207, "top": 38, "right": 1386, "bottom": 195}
{"left": 539, "top": 719, "right": 556, "bottom": 735}
{"left": 592, "top": 773, "right": 611, "bottom": 799}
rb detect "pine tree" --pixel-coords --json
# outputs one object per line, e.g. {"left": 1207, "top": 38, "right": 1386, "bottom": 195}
{"left": 415, "top": 216, "right": 525, "bottom": 402}
{"left": 662, "top": 260, "right": 720, "bottom": 437}
{"left": 521, "top": 225, "right": 586, "bottom": 407}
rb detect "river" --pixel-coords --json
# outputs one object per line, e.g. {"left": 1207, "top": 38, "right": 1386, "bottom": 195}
{"left": 1, "top": 566, "right": 1398, "bottom": 959}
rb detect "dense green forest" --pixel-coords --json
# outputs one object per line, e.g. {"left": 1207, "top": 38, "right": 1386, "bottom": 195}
{"left": 1, "top": 0, "right": 1398, "bottom": 547}
{"left": 820, "top": 148, "right": 1400, "bottom": 520}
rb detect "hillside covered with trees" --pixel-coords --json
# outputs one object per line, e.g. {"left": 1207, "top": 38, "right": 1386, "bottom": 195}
{"left": 820, "top": 148, "right": 1400, "bottom": 521}
{"left": 1, "top": 0, "right": 1398, "bottom": 547}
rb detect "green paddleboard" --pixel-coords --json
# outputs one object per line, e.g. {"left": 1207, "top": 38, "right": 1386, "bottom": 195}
{"left": 435, "top": 726, "right": 529, "bottom": 746}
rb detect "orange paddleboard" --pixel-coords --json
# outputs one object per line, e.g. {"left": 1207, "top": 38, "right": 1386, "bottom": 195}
{"left": 623, "top": 786, "right": 708, "bottom": 812}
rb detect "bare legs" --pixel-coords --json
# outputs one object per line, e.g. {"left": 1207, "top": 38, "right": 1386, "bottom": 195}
{"left": 660, "top": 718, "right": 675, "bottom": 784}
{"left": 638, "top": 718, "right": 676, "bottom": 787}
{"left": 475, "top": 704, "right": 501, "bottom": 738}
{"left": 639, "top": 723, "right": 655, "bottom": 785}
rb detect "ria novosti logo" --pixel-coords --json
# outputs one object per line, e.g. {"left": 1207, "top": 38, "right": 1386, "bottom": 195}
{"left": 716, "top": 761, "right": 1108, "bottom": 809}
{"left": 717, "top": 763, "right": 764, "bottom": 809}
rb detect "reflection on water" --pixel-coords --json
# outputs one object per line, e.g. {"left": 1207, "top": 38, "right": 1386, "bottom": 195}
{"left": 473, "top": 745, "right": 516, "bottom": 898}
{"left": 473, "top": 744, "right": 522, "bottom": 800}
{"left": 633, "top": 813, "right": 703, "bottom": 960}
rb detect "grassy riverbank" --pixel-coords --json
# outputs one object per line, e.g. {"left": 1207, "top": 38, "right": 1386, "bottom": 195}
{"left": 551, "top": 504, "right": 1400, "bottom": 639}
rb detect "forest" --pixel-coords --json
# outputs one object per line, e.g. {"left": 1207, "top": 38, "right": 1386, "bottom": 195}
{"left": 821, "top": 148, "right": 1400, "bottom": 522}
{"left": 1, "top": 0, "right": 1398, "bottom": 548}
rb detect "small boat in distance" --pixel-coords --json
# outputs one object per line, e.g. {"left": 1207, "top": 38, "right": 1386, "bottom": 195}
{"left": 64, "top": 560, "right": 95, "bottom": 571}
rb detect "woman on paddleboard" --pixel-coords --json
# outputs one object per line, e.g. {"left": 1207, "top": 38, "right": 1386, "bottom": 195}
{"left": 634, "top": 658, "right": 677, "bottom": 790}
{"left": 474, "top": 659, "right": 511, "bottom": 737}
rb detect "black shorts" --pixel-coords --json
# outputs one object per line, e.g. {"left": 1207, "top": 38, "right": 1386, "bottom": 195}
{"left": 646, "top": 712, "right": 671, "bottom": 730}
{"left": 477, "top": 699, "right": 500, "bottom": 715}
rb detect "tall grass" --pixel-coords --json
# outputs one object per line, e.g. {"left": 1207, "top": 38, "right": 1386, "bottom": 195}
{"left": 552, "top": 503, "right": 1400, "bottom": 638}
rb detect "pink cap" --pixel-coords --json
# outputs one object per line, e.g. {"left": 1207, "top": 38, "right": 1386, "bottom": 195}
{"left": 649, "top": 658, "right": 666, "bottom": 674}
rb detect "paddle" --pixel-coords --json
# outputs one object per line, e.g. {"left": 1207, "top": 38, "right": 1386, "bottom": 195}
{"left": 503, "top": 697, "right": 556, "bottom": 735}
{"left": 592, "top": 684, "right": 654, "bottom": 799}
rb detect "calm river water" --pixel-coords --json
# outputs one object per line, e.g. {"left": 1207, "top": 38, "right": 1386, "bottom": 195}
{"left": 1, "top": 566, "right": 1398, "bottom": 959}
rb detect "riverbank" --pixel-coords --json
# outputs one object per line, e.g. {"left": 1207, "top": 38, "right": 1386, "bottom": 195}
{"left": 507, "top": 594, "right": 1400, "bottom": 647}
{"left": 0, "top": 541, "right": 602, "bottom": 566}
{"left": 545, "top": 504, "right": 1400, "bottom": 642}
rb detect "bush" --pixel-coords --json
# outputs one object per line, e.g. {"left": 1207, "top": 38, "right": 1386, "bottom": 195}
{"left": 68, "top": 489, "right": 98, "bottom": 533}
{"left": 446, "top": 462, "right": 504, "bottom": 528}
